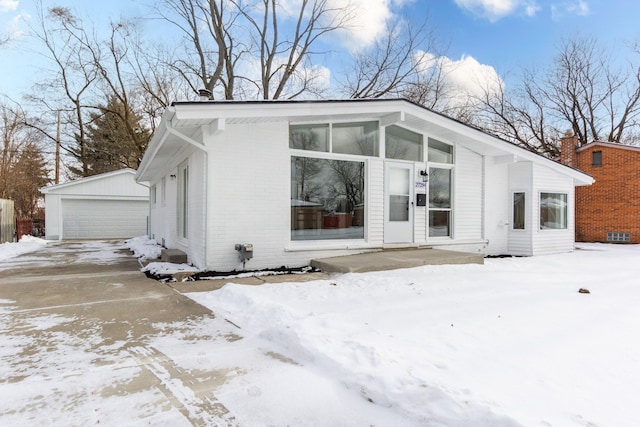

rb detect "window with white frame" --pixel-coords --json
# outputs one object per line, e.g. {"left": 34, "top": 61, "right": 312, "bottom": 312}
{"left": 161, "top": 177, "right": 166, "bottom": 206}
{"left": 513, "top": 192, "right": 525, "bottom": 230}
{"left": 428, "top": 138, "right": 454, "bottom": 237}
{"left": 540, "top": 192, "right": 567, "bottom": 229}
{"left": 385, "top": 125, "right": 423, "bottom": 161}
{"left": 151, "top": 185, "right": 157, "bottom": 206}
{"left": 290, "top": 121, "right": 375, "bottom": 241}
{"left": 177, "top": 163, "right": 189, "bottom": 239}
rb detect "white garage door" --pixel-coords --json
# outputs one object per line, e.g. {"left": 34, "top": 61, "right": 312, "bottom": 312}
{"left": 62, "top": 199, "right": 148, "bottom": 239}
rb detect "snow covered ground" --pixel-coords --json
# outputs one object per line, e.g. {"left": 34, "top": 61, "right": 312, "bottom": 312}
{"left": 1, "top": 238, "right": 639, "bottom": 426}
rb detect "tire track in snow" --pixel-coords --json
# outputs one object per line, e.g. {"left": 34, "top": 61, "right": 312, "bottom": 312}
{"left": 127, "top": 345, "right": 236, "bottom": 426}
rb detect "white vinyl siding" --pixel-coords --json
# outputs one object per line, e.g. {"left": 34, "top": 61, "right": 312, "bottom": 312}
{"left": 508, "top": 162, "right": 534, "bottom": 255}
{"left": 531, "top": 163, "right": 575, "bottom": 255}
{"left": 368, "top": 158, "right": 384, "bottom": 245}
{"left": 42, "top": 169, "right": 148, "bottom": 241}
{"left": 483, "top": 160, "right": 509, "bottom": 255}
{"left": 453, "top": 146, "right": 483, "bottom": 241}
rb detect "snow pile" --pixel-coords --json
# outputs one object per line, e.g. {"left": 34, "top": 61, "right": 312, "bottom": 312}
{"left": 124, "top": 235, "right": 162, "bottom": 261}
{"left": 142, "top": 261, "right": 200, "bottom": 277}
{"left": 187, "top": 243, "right": 640, "bottom": 426}
{"left": 0, "top": 236, "right": 47, "bottom": 262}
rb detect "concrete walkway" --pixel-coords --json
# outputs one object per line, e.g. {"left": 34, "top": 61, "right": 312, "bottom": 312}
{"left": 311, "top": 247, "right": 484, "bottom": 273}
{"left": 0, "top": 241, "right": 243, "bottom": 425}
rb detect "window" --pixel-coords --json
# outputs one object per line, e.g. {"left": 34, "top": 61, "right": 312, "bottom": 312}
{"left": 540, "top": 192, "right": 567, "bottom": 229}
{"left": 291, "top": 157, "right": 365, "bottom": 241}
{"left": 289, "top": 124, "right": 329, "bottom": 152}
{"left": 429, "top": 167, "right": 452, "bottom": 237}
{"left": 428, "top": 138, "right": 453, "bottom": 237}
{"left": 151, "top": 185, "right": 157, "bottom": 206}
{"left": 177, "top": 163, "right": 189, "bottom": 239}
{"left": 332, "top": 122, "right": 379, "bottom": 156}
{"left": 607, "top": 232, "right": 630, "bottom": 242}
{"left": 161, "top": 177, "right": 166, "bottom": 206}
{"left": 592, "top": 151, "right": 602, "bottom": 166}
{"left": 385, "top": 125, "right": 423, "bottom": 161}
{"left": 513, "top": 192, "right": 525, "bottom": 230}
{"left": 428, "top": 138, "right": 453, "bottom": 164}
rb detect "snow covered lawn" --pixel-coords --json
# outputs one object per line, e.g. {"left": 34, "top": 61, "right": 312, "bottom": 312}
{"left": 1, "top": 239, "right": 638, "bottom": 426}
{"left": 187, "top": 243, "right": 640, "bottom": 426}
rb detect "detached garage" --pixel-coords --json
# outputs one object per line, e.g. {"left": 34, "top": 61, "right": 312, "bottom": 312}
{"left": 41, "top": 168, "right": 149, "bottom": 240}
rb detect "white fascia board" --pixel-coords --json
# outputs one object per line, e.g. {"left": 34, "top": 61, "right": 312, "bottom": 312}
{"left": 136, "top": 109, "right": 174, "bottom": 183}
{"left": 172, "top": 99, "right": 409, "bottom": 122}
{"left": 410, "top": 106, "right": 593, "bottom": 186}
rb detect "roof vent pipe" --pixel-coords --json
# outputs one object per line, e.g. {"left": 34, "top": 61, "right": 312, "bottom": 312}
{"left": 198, "top": 89, "right": 213, "bottom": 101}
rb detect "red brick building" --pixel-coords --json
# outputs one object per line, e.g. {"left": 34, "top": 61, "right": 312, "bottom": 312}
{"left": 560, "top": 134, "right": 640, "bottom": 243}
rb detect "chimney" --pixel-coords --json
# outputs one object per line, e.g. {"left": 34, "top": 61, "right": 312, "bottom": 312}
{"left": 559, "top": 131, "right": 578, "bottom": 167}
{"left": 198, "top": 88, "right": 213, "bottom": 101}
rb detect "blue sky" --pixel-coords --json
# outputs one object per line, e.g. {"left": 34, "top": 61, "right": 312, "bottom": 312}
{"left": 2, "top": 0, "right": 640, "bottom": 101}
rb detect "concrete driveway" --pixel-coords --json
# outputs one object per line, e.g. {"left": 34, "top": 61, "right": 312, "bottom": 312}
{"left": 0, "top": 241, "right": 242, "bottom": 426}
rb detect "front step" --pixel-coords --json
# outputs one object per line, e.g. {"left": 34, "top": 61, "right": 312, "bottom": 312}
{"left": 161, "top": 248, "right": 188, "bottom": 264}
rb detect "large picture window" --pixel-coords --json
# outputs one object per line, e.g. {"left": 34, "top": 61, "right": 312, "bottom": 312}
{"left": 291, "top": 157, "right": 365, "bottom": 241}
{"left": 540, "top": 192, "right": 567, "bottom": 229}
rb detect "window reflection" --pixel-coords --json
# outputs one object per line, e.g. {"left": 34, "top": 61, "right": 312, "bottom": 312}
{"left": 540, "top": 193, "right": 567, "bottom": 229}
{"left": 332, "top": 122, "right": 379, "bottom": 156}
{"left": 291, "top": 157, "right": 365, "bottom": 240}
{"left": 386, "top": 125, "right": 423, "bottom": 161}
{"left": 429, "top": 167, "right": 451, "bottom": 237}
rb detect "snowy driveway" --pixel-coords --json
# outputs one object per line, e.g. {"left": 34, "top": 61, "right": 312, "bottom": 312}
{"left": 0, "top": 241, "right": 244, "bottom": 426}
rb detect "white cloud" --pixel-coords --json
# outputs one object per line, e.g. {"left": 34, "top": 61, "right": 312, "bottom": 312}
{"left": 566, "top": 0, "right": 590, "bottom": 16}
{"left": 524, "top": 1, "right": 541, "bottom": 16}
{"left": 454, "top": 0, "right": 541, "bottom": 21}
{"left": 415, "top": 51, "right": 504, "bottom": 108}
{"left": 551, "top": 1, "right": 590, "bottom": 20}
{"left": 0, "top": 0, "right": 17, "bottom": 13}
{"left": 454, "top": 0, "right": 518, "bottom": 21}
{"left": 330, "top": 0, "right": 394, "bottom": 49}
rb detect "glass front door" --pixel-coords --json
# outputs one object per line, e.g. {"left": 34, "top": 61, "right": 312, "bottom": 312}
{"left": 384, "top": 161, "right": 414, "bottom": 243}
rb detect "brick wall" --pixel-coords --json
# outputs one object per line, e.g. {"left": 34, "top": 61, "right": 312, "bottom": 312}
{"left": 574, "top": 143, "right": 640, "bottom": 243}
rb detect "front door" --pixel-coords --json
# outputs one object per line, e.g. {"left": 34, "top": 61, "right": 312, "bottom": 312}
{"left": 384, "top": 161, "right": 414, "bottom": 243}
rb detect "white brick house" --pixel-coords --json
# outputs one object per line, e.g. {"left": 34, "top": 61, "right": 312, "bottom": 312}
{"left": 135, "top": 99, "right": 593, "bottom": 271}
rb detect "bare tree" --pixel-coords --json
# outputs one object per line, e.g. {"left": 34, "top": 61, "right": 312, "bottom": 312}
{"left": 0, "top": 99, "right": 50, "bottom": 217}
{"left": 155, "top": 0, "right": 355, "bottom": 100}
{"left": 343, "top": 18, "right": 443, "bottom": 100}
{"left": 26, "top": 4, "right": 164, "bottom": 177}
{"left": 27, "top": 3, "right": 100, "bottom": 176}
{"left": 475, "top": 35, "right": 640, "bottom": 156}
{"left": 154, "top": 0, "right": 239, "bottom": 99}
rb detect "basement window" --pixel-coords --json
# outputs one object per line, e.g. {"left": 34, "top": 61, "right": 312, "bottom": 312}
{"left": 607, "top": 232, "right": 630, "bottom": 242}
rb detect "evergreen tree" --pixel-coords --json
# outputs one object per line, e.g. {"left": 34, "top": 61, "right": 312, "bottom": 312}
{"left": 9, "top": 144, "right": 50, "bottom": 218}
{"left": 79, "top": 97, "right": 151, "bottom": 176}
